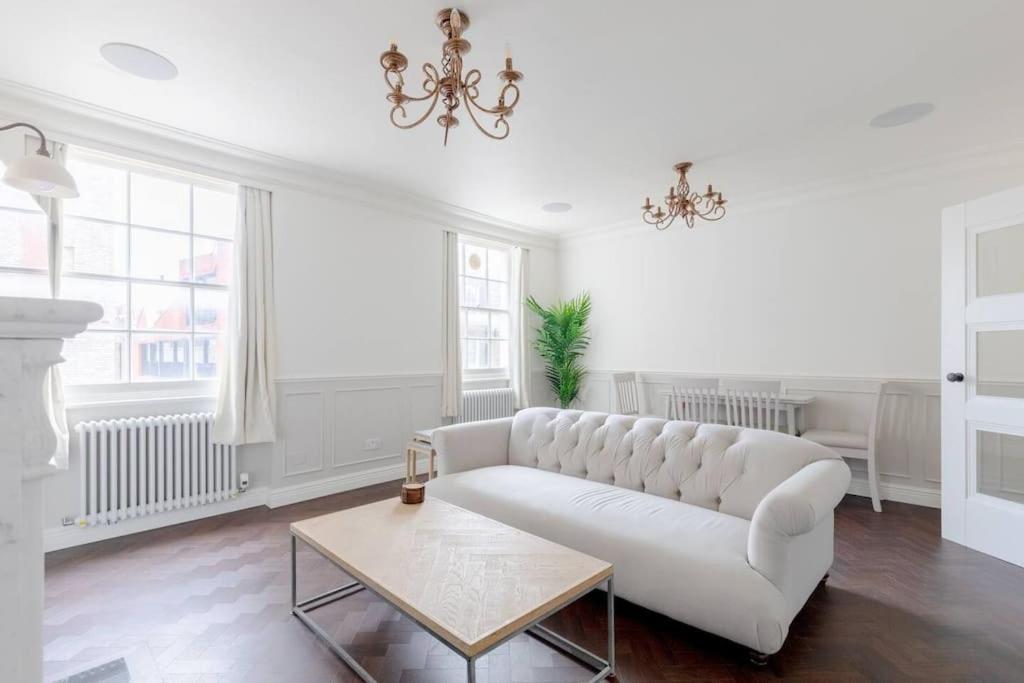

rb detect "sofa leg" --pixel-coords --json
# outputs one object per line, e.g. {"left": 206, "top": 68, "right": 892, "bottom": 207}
{"left": 749, "top": 650, "right": 770, "bottom": 667}
{"left": 820, "top": 572, "right": 830, "bottom": 587}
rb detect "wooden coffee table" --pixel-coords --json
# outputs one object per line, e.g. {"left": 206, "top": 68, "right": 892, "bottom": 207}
{"left": 290, "top": 497, "right": 615, "bottom": 682}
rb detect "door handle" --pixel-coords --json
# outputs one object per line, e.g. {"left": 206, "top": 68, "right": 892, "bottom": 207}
{"left": 946, "top": 372, "right": 965, "bottom": 383}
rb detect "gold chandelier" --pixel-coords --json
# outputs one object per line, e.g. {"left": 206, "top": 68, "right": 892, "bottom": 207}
{"left": 642, "top": 162, "right": 727, "bottom": 230}
{"left": 379, "top": 8, "right": 523, "bottom": 146}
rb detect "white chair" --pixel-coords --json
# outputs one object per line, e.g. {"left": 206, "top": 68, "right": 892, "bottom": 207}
{"left": 612, "top": 372, "right": 641, "bottom": 415}
{"left": 721, "top": 379, "right": 783, "bottom": 432}
{"left": 667, "top": 377, "right": 720, "bottom": 422}
{"left": 801, "top": 381, "right": 921, "bottom": 513}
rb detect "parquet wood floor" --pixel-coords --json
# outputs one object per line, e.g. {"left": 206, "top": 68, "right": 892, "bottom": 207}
{"left": 44, "top": 483, "right": 1024, "bottom": 682}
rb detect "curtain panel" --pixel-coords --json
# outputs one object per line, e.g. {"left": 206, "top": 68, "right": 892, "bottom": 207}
{"left": 213, "top": 186, "right": 277, "bottom": 445}
{"left": 440, "top": 229, "right": 462, "bottom": 418}
{"left": 510, "top": 246, "right": 531, "bottom": 409}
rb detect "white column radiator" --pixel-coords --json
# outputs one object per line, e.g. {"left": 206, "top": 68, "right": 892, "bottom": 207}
{"left": 75, "top": 413, "right": 237, "bottom": 527}
{"left": 457, "top": 388, "right": 516, "bottom": 423}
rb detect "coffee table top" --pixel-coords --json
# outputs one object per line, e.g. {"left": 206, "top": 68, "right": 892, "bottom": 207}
{"left": 290, "top": 497, "right": 612, "bottom": 657}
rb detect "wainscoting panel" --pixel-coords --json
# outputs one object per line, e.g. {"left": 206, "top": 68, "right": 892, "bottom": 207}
{"left": 409, "top": 383, "right": 443, "bottom": 432}
{"left": 272, "top": 374, "right": 445, "bottom": 506}
{"left": 332, "top": 386, "right": 403, "bottom": 468}
{"left": 280, "top": 391, "right": 325, "bottom": 477}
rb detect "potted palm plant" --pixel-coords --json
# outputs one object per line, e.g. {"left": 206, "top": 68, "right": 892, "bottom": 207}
{"left": 525, "top": 292, "right": 592, "bottom": 409}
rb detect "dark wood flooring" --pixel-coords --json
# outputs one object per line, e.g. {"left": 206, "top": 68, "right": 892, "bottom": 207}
{"left": 44, "top": 483, "right": 1024, "bottom": 682}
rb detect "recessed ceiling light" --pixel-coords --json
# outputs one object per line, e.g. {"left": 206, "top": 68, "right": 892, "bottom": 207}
{"left": 542, "top": 202, "right": 572, "bottom": 213}
{"left": 100, "top": 43, "right": 178, "bottom": 80}
{"left": 869, "top": 102, "right": 935, "bottom": 128}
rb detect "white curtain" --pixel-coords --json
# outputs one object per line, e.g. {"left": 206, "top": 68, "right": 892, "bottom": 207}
{"left": 509, "top": 246, "right": 531, "bottom": 409}
{"left": 440, "top": 229, "right": 462, "bottom": 418}
{"left": 213, "top": 186, "right": 277, "bottom": 445}
{"left": 32, "top": 140, "right": 71, "bottom": 469}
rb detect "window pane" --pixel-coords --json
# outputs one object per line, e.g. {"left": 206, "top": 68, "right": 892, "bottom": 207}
{"left": 465, "top": 339, "right": 489, "bottom": 370}
{"left": 0, "top": 163, "right": 41, "bottom": 210}
{"left": 194, "top": 334, "right": 222, "bottom": 379}
{"left": 62, "top": 277, "right": 127, "bottom": 330}
{"left": 130, "top": 172, "right": 189, "bottom": 231}
{"left": 0, "top": 209, "right": 46, "bottom": 269}
{"left": 491, "top": 312, "right": 510, "bottom": 339}
{"left": 462, "top": 277, "right": 485, "bottom": 308}
{"left": 193, "top": 238, "right": 233, "bottom": 285}
{"left": 466, "top": 310, "right": 489, "bottom": 338}
{"left": 977, "top": 223, "right": 1024, "bottom": 298}
{"left": 977, "top": 328, "right": 1024, "bottom": 399}
{"left": 64, "top": 160, "right": 127, "bottom": 222}
{"left": 459, "top": 309, "right": 467, "bottom": 336}
{"left": 132, "top": 333, "right": 191, "bottom": 381}
{"left": 488, "top": 248, "right": 509, "bottom": 281}
{"left": 131, "top": 227, "right": 191, "bottom": 281}
{"left": 487, "top": 281, "right": 509, "bottom": 309}
{"left": 464, "top": 243, "right": 486, "bottom": 276}
{"left": 63, "top": 219, "right": 128, "bottom": 276}
{"left": 195, "top": 288, "right": 228, "bottom": 333}
{"left": 977, "top": 430, "right": 1024, "bottom": 504}
{"left": 193, "top": 186, "right": 236, "bottom": 239}
{"left": 131, "top": 283, "right": 191, "bottom": 331}
{"left": 490, "top": 340, "right": 509, "bottom": 369}
{"left": 62, "top": 331, "right": 128, "bottom": 385}
{"left": 0, "top": 271, "right": 48, "bottom": 298}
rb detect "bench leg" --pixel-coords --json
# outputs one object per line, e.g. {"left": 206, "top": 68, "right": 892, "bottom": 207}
{"left": 749, "top": 650, "right": 770, "bottom": 667}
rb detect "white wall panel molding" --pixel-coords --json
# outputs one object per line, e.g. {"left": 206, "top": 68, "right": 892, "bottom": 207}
{"left": 0, "top": 80, "right": 557, "bottom": 251}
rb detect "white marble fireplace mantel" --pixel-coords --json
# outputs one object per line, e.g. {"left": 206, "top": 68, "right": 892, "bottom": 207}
{"left": 0, "top": 296, "right": 102, "bottom": 683}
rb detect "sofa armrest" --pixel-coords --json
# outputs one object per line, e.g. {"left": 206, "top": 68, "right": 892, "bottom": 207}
{"left": 747, "top": 459, "right": 851, "bottom": 588}
{"left": 433, "top": 417, "right": 513, "bottom": 476}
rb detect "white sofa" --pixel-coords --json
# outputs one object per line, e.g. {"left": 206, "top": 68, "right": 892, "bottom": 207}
{"left": 427, "top": 407, "right": 851, "bottom": 659}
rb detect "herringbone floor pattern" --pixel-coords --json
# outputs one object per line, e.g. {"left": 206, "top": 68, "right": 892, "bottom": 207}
{"left": 45, "top": 483, "right": 1024, "bottom": 682}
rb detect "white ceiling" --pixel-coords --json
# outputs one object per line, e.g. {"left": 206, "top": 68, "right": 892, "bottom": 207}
{"left": 3, "top": 0, "right": 1024, "bottom": 234}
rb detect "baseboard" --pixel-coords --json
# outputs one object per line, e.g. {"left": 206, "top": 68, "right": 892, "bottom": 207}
{"left": 847, "top": 477, "right": 941, "bottom": 509}
{"left": 267, "top": 461, "right": 409, "bottom": 508}
{"left": 44, "top": 487, "right": 270, "bottom": 552}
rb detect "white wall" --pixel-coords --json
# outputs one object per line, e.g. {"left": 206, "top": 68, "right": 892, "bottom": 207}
{"left": 559, "top": 156, "right": 1024, "bottom": 504}
{"left": 0, "top": 102, "right": 559, "bottom": 547}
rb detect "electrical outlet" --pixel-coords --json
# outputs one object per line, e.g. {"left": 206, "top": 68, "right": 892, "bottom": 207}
{"left": 364, "top": 438, "right": 383, "bottom": 451}
{"left": 61, "top": 516, "right": 75, "bottom": 527}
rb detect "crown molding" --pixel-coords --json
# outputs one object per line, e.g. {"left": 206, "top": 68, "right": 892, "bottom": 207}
{"left": 560, "top": 137, "right": 1024, "bottom": 245}
{"left": 0, "top": 79, "right": 559, "bottom": 250}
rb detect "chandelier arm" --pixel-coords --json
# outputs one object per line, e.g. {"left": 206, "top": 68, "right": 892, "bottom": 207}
{"left": 461, "top": 95, "right": 510, "bottom": 140}
{"left": 389, "top": 89, "right": 442, "bottom": 130}
{"left": 463, "top": 79, "right": 520, "bottom": 115}
{"left": 655, "top": 213, "right": 676, "bottom": 231}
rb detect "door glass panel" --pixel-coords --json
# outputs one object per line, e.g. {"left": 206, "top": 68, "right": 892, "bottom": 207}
{"left": 976, "top": 329, "right": 1024, "bottom": 399}
{"left": 977, "top": 223, "right": 1024, "bottom": 297}
{"left": 977, "top": 430, "right": 1024, "bottom": 503}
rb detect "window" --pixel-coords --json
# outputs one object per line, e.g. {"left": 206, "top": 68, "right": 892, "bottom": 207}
{"left": 0, "top": 161, "right": 49, "bottom": 298}
{"left": 55, "top": 149, "right": 236, "bottom": 385}
{"left": 458, "top": 239, "right": 511, "bottom": 378}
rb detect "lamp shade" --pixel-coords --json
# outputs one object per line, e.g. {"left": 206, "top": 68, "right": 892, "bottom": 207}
{"left": 2, "top": 153, "right": 79, "bottom": 198}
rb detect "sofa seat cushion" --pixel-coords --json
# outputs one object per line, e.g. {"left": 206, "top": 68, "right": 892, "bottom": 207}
{"left": 801, "top": 429, "right": 868, "bottom": 450}
{"left": 428, "top": 465, "right": 791, "bottom": 654}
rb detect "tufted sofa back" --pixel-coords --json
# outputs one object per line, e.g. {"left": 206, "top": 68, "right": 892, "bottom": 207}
{"left": 509, "top": 407, "right": 841, "bottom": 521}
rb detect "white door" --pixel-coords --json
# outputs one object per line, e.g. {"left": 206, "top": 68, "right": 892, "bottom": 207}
{"left": 942, "top": 186, "right": 1024, "bottom": 567}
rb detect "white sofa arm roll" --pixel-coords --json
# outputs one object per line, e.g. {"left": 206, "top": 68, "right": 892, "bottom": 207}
{"left": 747, "top": 459, "right": 851, "bottom": 588}
{"left": 433, "top": 417, "right": 513, "bottom": 476}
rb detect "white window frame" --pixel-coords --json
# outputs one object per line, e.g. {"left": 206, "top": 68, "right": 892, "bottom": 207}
{"left": 58, "top": 148, "right": 236, "bottom": 393}
{"left": 458, "top": 237, "right": 513, "bottom": 385}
